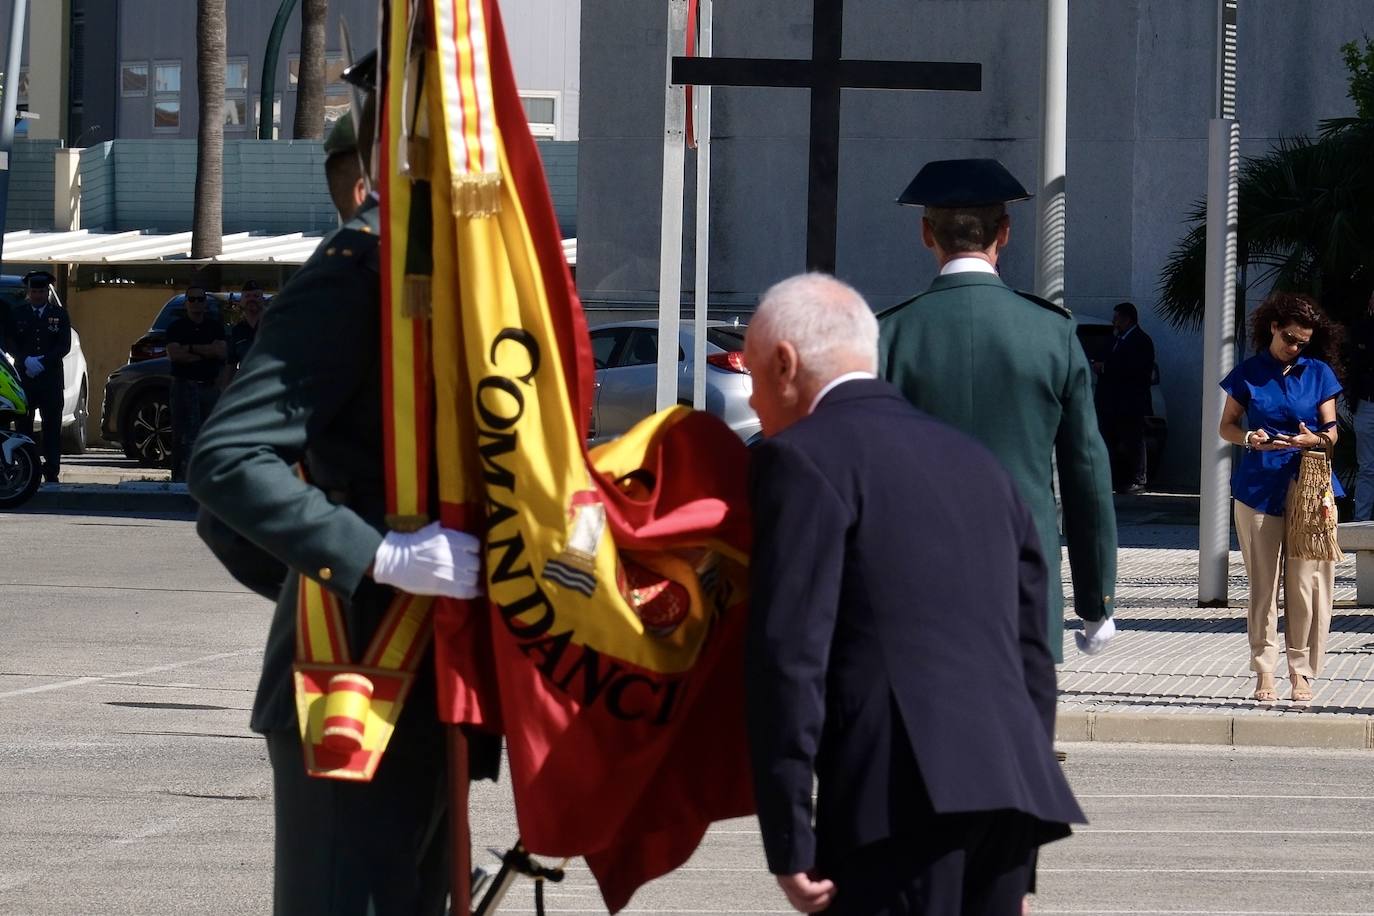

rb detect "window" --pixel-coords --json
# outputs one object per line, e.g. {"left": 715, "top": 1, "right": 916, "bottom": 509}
{"left": 254, "top": 95, "right": 283, "bottom": 139}
{"left": 154, "top": 60, "right": 181, "bottom": 131}
{"left": 619, "top": 329, "right": 684, "bottom": 368}
{"left": 154, "top": 99, "right": 180, "bottom": 130}
{"left": 324, "top": 89, "right": 350, "bottom": 127}
{"left": 288, "top": 53, "right": 347, "bottom": 90}
{"left": 225, "top": 58, "right": 250, "bottom": 92}
{"left": 225, "top": 57, "right": 249, "bottom": 131}
{"left": 16, "top": 66, "right": 29, "bottom": 104}
{"left": 519, "top": 92, "right": 558, "bottom": 138}
{"left": 590, "top": 329, "right": 626, "bottom": 370}
{"left": 121, "top": 62, "right": 149, "bottom": 96}
{"left": 154, "top": 62, "right": 181, "bottom": 93}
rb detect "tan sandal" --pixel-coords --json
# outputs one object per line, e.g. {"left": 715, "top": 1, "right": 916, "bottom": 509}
{"left": 1253, "top": 674, "right": 1277, "bottom": 704}
{"left": 1290, "top": 674, "right": 1313, "bottom": 705}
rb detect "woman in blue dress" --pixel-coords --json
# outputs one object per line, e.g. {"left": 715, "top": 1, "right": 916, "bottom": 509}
{"left": 1219, "top": 292, "right": 1344, "bottom": 706}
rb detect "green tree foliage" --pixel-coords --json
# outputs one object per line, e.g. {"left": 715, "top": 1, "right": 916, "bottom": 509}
{"left": 1157, "top": 38, "right": 1374, "bottom": 333}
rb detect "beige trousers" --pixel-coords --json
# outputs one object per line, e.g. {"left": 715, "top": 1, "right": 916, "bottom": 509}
{"left": 1234, "top": 494, "right": 1335, "bottom": 678}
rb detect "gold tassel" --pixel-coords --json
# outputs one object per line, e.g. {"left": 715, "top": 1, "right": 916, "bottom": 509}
{"left": 1285, "top": 450, "right": 1344, "bottom": 562}
{"left": 451, "top": 173, "right": 502, "bottom": 218}
{"left": 403, "top": 274, "right": 433, "bottom": 320}
{"left": 385, "top": 513, "right": 431, "bottom": 534}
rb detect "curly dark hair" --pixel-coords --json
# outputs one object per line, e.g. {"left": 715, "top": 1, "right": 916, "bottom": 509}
{"left": 1249, "top": 291, "right": 1346, "bottom": 380}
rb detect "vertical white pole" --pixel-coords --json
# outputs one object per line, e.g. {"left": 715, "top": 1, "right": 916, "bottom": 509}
{"left": 657, "top": 0, "right": 689, "bottom": 412}
{"left": 1198, "top": 0, "right": 1239, "bottom": 606}
{"left": 692, "top": 0, "right": 712, "bottom": 410}
{"left": 1033, "top": 0, "right": 1068, "bottom": 306}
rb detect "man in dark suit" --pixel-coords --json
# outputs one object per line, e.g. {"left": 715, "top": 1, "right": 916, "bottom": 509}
{"left": 744, "top": 273, "right": 1084, "bottom": 915}
{"left": 1092, "top": 301, "right": 1155, "bottom": 493}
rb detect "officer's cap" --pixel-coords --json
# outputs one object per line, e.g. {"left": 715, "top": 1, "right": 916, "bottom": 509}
{"left": 323, "top": 111, "right": 357, "bottom": 158}
{"left": 897, "top": 158, "right": 1032, "bottom": 208}
{"left": 342, "top": 50, "right": 377, "bottom": 93}
{"left": 22, "top": 270, "right": 55, "bottom": 289}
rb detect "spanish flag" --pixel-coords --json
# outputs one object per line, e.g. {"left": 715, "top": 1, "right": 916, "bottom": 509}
{"left": 381, "top": 1, "right": 755, "bottom": 910}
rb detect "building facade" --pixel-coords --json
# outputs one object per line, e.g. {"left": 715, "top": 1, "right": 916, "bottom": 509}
{"left": 1, "top": 0, "right": 580, "bottom": 144}
{"left": 576, "top": 0, "right": 1371, "bottom": 487}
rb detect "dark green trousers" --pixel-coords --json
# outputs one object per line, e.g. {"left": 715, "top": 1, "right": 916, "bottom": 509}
{"left": 266, "top": 722, "right": 451, "bottom": 916}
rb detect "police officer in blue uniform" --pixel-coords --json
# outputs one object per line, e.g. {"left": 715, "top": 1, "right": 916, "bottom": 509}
{"left": 3, "top": 271, "right": 71, "bottom": 483}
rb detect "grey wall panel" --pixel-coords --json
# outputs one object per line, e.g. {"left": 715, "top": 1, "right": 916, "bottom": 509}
{"left": 5, "top": 139, "right": 60, "bottom": 231}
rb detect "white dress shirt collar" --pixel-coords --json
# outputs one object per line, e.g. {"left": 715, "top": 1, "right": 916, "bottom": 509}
{"left": 809, "top": 371, "right": 877, "bottom": 414}
{"left": 939, "top": 257, "right": 999, "bottom": 276}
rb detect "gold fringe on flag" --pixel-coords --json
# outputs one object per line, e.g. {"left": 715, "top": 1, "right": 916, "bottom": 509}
{"left": 451, "top": 173, "right": 502, "bottom": 218}
{"left": 1286, "top": 448, "right": 1344, "bottom": 562}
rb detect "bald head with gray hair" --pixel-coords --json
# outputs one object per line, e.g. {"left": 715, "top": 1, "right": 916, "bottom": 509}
{"left": 752, "top": 273, "right": 879, "bottom": 383}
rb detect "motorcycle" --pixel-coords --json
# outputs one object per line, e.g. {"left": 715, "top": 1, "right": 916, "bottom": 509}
{"left": 0, "top": 349, "right": 42, "bottom": 509}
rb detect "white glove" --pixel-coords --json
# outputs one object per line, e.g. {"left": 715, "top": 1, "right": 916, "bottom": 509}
{"left": 23, "top": 356, "right": 43, "bottom": 376}
{"left": 371, "top": 521, "right": 483, "bottom": 599}
{"left": 1075, "top": 616, "right": 1116, "bottom": 655}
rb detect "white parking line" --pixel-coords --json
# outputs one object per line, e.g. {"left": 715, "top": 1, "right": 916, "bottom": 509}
{"left": 1077, "top": 794, "right": 1374, "bottom": 801}
{"left": 0, "top": 649, "right": 260, "bottom": 700}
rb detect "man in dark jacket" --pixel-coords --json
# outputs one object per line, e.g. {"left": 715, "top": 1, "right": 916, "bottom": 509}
{"left": 1093, "top": 301, "right": 1156, "bottom": 493}
{"left": 745, "top": 273, "right": 1084, "bottom": 916}
{"left": 4, "top": 271, "right": 71, "bottom": 483}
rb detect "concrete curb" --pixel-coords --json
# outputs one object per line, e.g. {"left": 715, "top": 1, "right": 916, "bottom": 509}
{"left": 23, "top": 482, "right": 197, "bottom": 514}
{"left": 1056, "top": 710, "right": 1374, "bottom": 750}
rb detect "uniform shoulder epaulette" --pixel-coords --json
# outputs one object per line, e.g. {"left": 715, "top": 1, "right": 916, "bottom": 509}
{"left": 318, "top": 224, "right": 381, "bottom": 269}
{"left": 1014, "top": 289, "right": 1073, "bottom": 319}
{"left": 873, "top": 290, "right": 930, "bottom": 322}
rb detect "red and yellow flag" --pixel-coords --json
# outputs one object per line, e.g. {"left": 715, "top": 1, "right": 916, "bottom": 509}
{"left": 381, "top": 0, "right": 755, "bottom": 909}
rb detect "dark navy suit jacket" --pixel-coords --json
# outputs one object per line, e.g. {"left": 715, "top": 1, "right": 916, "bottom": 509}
{"left": 746, "top": 379, "right": 1085, "bottom": 876}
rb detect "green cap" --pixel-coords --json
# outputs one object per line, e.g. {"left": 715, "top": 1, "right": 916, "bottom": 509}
{"left": 323, "top": 112, "right": 357, "bottom": 158}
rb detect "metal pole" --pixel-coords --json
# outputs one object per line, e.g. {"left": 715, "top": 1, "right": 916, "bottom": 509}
{"left": 656, "top": 0, "right": 688, "bottom": 412}
{"left": 0, "top": 0, "right": 30, "bottom": 267}
{"left": 259, "top": 0, "right": 300, "bottom": 140}
{"left": 1033, "top": 0, "right": 1067, "bottom": 306}
{"left": 691, "top": 0, "right": 712, "bottom": 410}
{"left": 1198, "top": 0, "right": 1239, "bottom": 606}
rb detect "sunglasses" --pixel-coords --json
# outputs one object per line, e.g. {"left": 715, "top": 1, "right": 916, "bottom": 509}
{"left": 1279, "top": 330, "right": 1311, "bottom": 349}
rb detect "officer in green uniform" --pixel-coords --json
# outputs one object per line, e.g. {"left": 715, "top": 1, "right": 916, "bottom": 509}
{"left": 877, "top": 159, "right": 1118, "bottom": 661}
{"left": 188, "top": 52, "right": 498, "bottom": 915}
{"left": 4, "top": 271, "right": 71, "bottom": 483}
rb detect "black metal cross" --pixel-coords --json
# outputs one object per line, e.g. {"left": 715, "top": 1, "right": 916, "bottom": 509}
{"left": 672, "top": 0, "right": 982, "bottom": 273}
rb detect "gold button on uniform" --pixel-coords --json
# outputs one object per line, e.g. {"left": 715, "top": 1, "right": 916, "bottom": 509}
{"left": 318, "top": 567, "right": 334, "bottom": 582}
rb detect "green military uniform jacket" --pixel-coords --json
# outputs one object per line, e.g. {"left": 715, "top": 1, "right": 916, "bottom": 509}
{"left": 878, "top": 271, "right": 1116, "bottom": 661}
{"left": 188, "top": 200, "right": 437, "bottom": 733}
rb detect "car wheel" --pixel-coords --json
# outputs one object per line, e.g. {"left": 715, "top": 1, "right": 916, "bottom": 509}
{"left": 61, "top": 380, "right": 89, "bottom": 455}
{"left": 124, "top": 388, "right": 172, "bottom": 468}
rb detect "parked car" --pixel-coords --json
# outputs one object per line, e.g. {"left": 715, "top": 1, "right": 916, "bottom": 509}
{"left": 0, "top": 275, "right": 91, "bottom": 454}
{"left": 101, "top": 291, "right": 250, "bottom": 467}
{"left": 1074, "top": 316, "right": 1168, "bottom": 481}
{"left": 588, "top": 319, "right": 760, "bottom": 445}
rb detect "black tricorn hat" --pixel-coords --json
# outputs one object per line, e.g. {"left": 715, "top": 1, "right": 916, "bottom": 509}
{"left": 22, "top": 270, "right": 56, "bottom": 289}
{"left": 342, "top": 49, "right": 377, "bottom": 93}
{"left": 897, "top": 158, "right": 1033, "bottom": 208}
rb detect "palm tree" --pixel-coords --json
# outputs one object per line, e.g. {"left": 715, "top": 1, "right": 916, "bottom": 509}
{"left": 192, "top": 0, "right": 227, "bottom": 259}
{"left": 1157, "top": 38, "right": 1374, "bottom": 332}
{"left": 293, "top": 0, "right": 329, "bottom": 139}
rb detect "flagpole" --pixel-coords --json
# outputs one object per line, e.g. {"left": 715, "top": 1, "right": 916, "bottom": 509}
{"left": 657, "top": 0, "right": 689, "bottom": 412}
{"left": 1198, "top": 0, "right": 1239, "bottom": 606}
{"left": 1033, "top": 0, "right": 1067, "bottom": 307}
{"left": 692, "top": 0, "right": 712, "bottom": 410}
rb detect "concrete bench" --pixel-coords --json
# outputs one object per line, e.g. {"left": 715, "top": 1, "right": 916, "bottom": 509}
{"left": 1336, "top": 521, "right": 1374, "bottom": 604}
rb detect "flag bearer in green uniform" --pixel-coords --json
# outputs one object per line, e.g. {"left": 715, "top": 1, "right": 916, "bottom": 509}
{"left": 877, "top": 159, "right": 1118, "bottom": 661}
{"left": 188, "top": 51, "right": 498, "bottom": 915}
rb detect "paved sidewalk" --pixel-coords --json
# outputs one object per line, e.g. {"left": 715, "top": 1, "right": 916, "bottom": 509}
{"left": 1058, "top": 509, "right": 1374, "bottom": 749}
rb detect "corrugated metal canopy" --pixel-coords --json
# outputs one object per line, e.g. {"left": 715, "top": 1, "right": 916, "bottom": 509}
{"left": 2, "top": 229, "right": 577, "bottom": 267}
{"left": 1, "top": 229, "right": 328, "bottom": 265}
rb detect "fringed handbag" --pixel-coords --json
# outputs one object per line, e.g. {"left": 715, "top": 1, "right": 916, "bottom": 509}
{"left": 1285, "top": 434, "right": 1344, "bottom": 562}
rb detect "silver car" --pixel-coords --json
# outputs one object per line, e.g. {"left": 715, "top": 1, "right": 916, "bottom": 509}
{"left": 588, "top": 319, "right": 760, "bottom": 445}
